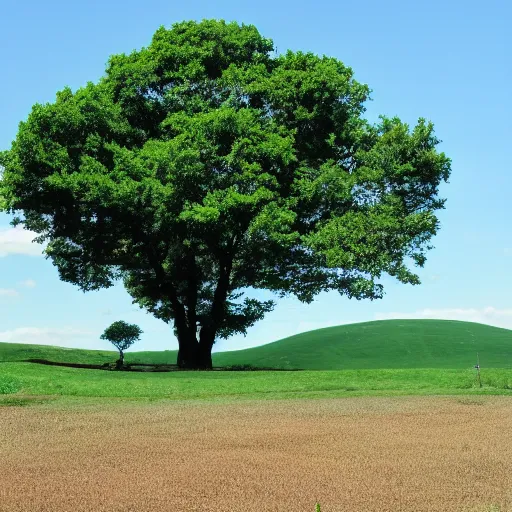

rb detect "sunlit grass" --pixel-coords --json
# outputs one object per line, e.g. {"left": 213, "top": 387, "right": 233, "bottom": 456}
{"left": 2, "top": 363, "right": 512, "bottom": 403}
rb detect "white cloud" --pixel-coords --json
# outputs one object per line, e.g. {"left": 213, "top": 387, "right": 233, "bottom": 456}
{"left": 0, "top": 226, "right": 44, "bottom": 257}
{"left": 375, "top": 307, "right": 512, "bottom": 330}
{"left": 0, "top": 326, "right": 105, "bottom": 349}
{"left": 19, "top": 279, "right": 36, "bottom": 288}
{"left": 0, "top": 288, "right": 20, "bottom": 297}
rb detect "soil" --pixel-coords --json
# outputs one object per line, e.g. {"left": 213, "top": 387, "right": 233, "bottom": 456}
{"left": 1, "top": 396, "right": 512, "bottom": 511}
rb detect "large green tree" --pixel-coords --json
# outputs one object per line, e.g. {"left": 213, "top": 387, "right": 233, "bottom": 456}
{"left": 0, "top": 20, "right": 451, "bottom": 369}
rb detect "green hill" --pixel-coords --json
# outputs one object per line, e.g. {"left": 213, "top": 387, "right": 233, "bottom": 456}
{"left": 214, "top": 320, "right": 512, "bottom": 369}
{"left": 0, "top": 343, "right": 176, "bottom": 366}
{"left": 1, "top": 320, "right": 512, "bottom": 370}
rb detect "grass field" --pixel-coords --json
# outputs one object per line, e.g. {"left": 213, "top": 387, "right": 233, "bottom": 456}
{"left": 3, "top": 364, "right": 511, "bottom": 403}
{"left": 2, "top": 364, "right": 512, "bottom": 405}
{"left": 2, "top": 319, "right": 512, "bottom": 403}
{"left": 2, "top": 319, "right": 512, "bottom": 370}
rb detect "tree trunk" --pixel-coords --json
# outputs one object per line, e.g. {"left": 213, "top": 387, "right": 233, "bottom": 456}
{"left": 196, "top": 341, "right": 213, "bottom": 370}
{"left": 116, "top": 350, "right": 124, "bottom": 370}
{"left": 176, "top": 335, "right": 199, "bottom": 369}
{"left": 176, "top": 330, "right": 214, "bottom": 370}
{"left": 197, "top": 327, "right": 215, "bottom": 370}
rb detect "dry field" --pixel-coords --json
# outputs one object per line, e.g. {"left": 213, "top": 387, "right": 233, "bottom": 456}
{"left": 1, "top": 396, "right": 512, "bottom": 511}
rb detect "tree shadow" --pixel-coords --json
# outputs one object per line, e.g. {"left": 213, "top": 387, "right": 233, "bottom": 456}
{"left": 19, "top": 359, "right": 302, "bottom": 371}
{"left": 21, "top": 359, "right": 177, "bottom": 371}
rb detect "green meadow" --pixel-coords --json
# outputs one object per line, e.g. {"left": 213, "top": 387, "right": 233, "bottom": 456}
{"left": 2, "top": 319, "right": 512, "bottom": 403}
{"left": 3, "top": 319, "right": 512, "bottom": 369}
{"left": 2, "top": 364, "right": 512, "bottom": 404}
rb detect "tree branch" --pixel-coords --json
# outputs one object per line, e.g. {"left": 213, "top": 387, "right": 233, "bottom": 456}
{"left": 137, "top": 229, "right": 189, "bottom": 340}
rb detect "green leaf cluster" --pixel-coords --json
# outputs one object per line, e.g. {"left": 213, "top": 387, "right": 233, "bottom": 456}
{"left": 100, "top": 320, "right": 143, "bottom": 352}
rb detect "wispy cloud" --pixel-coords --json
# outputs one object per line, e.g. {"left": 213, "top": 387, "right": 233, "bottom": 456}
{"left": 0, "top": 226, "right": 44, "bottom": 257}
{"left": 0, "top": 288, "right": 20, "bottom": 297}
{"left": 19, "top": 279, "right": 36, "bottom": 288}
{"left": 375, "top": 307, "right": 512, "bottom": 330}
{"left": 0, "top": 326, "right": 103, "bottom": 349}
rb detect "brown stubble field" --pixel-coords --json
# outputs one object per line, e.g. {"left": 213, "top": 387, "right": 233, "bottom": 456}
{"left": 1, "top": 396, "right": 512, "bottom": 512}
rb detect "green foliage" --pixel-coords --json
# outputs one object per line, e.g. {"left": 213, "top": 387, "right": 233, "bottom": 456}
{"left": 100, "top": 320, "right": 143, "bottom": 354}
{"left": 0, "top": 20, "right": 451, "bottom": 360}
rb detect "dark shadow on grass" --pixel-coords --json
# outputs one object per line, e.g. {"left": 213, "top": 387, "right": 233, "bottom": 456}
{"left": 20, "top": 359, "right": 303, "bottom": 372}
{"left": 0, "top": 396, "right": 56, "bottom": 407}
{"left": 23, "top": 359, "right": 109, "bottom": 369}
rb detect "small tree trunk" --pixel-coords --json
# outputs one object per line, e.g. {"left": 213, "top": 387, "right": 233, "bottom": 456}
{"left": 116, "top": 350, "right": 124, "bottom": 370}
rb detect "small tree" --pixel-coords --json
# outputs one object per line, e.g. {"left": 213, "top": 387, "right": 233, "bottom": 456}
{"left": 100, "top": 320, "right": 142, "bottom": 369}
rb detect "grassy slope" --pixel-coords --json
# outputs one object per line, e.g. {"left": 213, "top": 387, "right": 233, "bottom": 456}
{"left": 2, "top": 319, "right": 511, "bottom": 370}
{"left": 215, "top": 320, "right": 512, "bottom": 370}
{"left": 0, "top": 343, "right": 124, "bottom": 365}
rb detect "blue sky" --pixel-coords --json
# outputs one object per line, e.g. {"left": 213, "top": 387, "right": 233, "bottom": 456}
{"left": 0, "top": 0, "right": 510, "bottom": 353}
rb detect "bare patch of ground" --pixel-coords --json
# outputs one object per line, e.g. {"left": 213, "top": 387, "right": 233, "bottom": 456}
{"left": 1, "top": 396, "right": 512, "bottom": 511}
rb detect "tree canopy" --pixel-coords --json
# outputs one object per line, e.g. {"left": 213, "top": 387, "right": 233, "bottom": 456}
{"left": 100, "top": 320, "right": 142, "bottom": 367}
{"left": 0, "top": 19, "right": 451, "bottom": 368}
